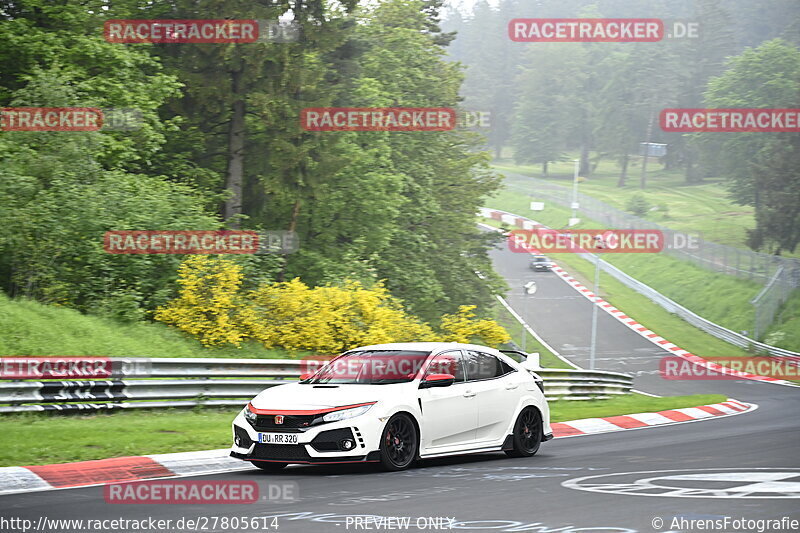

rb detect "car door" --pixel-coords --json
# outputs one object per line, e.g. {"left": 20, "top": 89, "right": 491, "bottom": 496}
{"left": 418, "top": 350, "right": 478, "bottom": 449}
{"left": 463, "top": 350, "right": 522, "bottom": 443}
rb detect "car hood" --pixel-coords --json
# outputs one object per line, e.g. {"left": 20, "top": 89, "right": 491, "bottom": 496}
{"left": 250, "top": 382, "right": 405, "bottom": 410}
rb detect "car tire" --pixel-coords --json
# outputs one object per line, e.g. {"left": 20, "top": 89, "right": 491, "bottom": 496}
{"left": 250, "top": 461, "right": 288, "bottom": 471}
{"left": 505, "top": 407, "right": 542, "bottom": 458}
{"left": 378, "top": 413, "right": 418, "bottom": 471}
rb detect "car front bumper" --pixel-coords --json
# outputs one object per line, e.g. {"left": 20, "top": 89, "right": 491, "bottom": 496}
{"left": 229, "top": 410, "right": 382, "bottom": 464}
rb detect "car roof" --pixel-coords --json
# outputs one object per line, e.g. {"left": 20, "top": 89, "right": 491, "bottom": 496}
{"left": 349, "top": 342, "right": 503, "bottom": 355}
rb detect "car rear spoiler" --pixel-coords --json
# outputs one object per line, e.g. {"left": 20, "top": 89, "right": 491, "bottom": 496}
{"left": 499, "top": 349, "right": 541, "bottom": 371}
{"left": 500, "top": 350, "right": 544, "bottom": 392}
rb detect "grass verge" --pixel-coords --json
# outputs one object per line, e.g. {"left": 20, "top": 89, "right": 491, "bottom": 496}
{"left": 0, "top": 393, "right": 728, "bottom": 466}
{"left": 481, "top": 216, "right": 753, "bottom": 359}
{"left": 489, "top": 166, "right": 800, "bottom": 352}
{"left": 491, "top": 158, "right": 759, "bottom": 252}
{"left": 0, "top": 294, "right": 301, "bottom": 359}
{"left": 484, "top": 179, "right": 800, "bottom": 355}
{"left": 549, "top": 393, "right": 727, "bottom": 423}
{"left": 487, "top": 183, "right": 763, "bottom": 334}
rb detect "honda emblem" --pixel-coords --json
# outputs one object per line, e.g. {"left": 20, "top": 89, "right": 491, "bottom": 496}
{"left": 274, "top": 415, "right": 284, "bottom": 425}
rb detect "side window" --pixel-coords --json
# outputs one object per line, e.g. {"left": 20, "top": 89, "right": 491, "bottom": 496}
{"left": 498, "top": 358, "right": 517, "bottom": 376}
{"left": 464, "top": 351, "right": 511, "bottom": 380}
{"left": 424, "top": 351, "right": 466, "bottom": 382}
{"left": 465, "top": 351, "right": 504, "bottom": 381}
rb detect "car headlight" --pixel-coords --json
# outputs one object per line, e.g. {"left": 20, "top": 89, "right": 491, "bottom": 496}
{"left": 243, "top": 405, "right": 258, "bottom": 425}
{"left": 322, "top": 404, "right": 373, "bottom": 423}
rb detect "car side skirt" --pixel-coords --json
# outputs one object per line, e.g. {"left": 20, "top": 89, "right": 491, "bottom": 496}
{"left": 419, "top": 444, "right": 506, "bottom": 459}
{"left": 230, "top": 450, "right": 378, "bottom": 465}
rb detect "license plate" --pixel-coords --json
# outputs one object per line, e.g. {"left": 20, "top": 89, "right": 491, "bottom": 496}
{"left": 258, "top": 432, "right": 299, "bottom": 445}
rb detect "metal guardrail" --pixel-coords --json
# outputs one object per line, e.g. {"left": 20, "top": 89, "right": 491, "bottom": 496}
{"left": 480, "top": 207, "right": 800, "bottom": 362}
{"left": 0, "top": 358, "right": 633, "bottom": 412}
{"left": 536, "top": 369, "right": 633, "bottom": 400}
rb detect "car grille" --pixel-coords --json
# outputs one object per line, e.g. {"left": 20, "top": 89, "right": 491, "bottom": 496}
{"left": 253, "top": 414, "right": 316, "bottom": 429}
{"left": 250, "top": 444, "right": 312, "bottom": 461}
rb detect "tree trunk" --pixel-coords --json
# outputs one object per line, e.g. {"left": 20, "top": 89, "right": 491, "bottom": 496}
{"left": 684, "top": 147, "right": 703, "bottom": 184}
{"left": 579, "top": 143, "right": 590, "bottom": 176}
{"left": 618, "top": 153, "right": 629, "bottom": 187}
{"left": 277, "top": 199, "right": 302, "bottom": 282}
{"left": 287, "top": 198, "right": 302, "bottom": 234}
{"left": 640, "top": 110, "right": 655, "bottom": 190}
{"left": 223, "top": 68, "right": 245, "bottom": 227}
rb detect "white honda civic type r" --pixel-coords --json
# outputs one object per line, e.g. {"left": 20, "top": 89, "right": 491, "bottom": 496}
{"left": 230, "top": 342, "right": 552, "bottom": 471}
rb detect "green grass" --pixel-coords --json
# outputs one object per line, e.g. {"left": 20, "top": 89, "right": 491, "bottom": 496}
{"left": 492, "top": 157, "right": 761, "bottom": 252}
{"left": 549, "top": 393, "right": 727, "bottom": 423}
{"left": 764, "top": 291, "right": 800, "bottom": 350}
{"left": 484, "top": 181, "right": 800, "bottom": 352}
{"left": 0, "top": 293, "right": 299, "bottom": 359}
{"left": 0, "top": 408, "right": 242, "bottom": 467}
{"left": 485, "top": 190, "right": 762, "bottom": 333}
{"left": 482, "top": 215, "right": 755, "bottom": 358}
{"left": 0, "top": 394, "right": 727, "bottom": 466}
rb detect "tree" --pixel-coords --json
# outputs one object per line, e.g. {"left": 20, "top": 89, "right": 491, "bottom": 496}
{"left": 353, "top": 0, "right": 506, "bottom": 321}
{"left": 0, "top": 4, "right": 212, "bottom": 315}
{"left": 511, "top": 43, "right": 587, "bottom": 175}
{"left": 695, "top": 39, "right": 800, "bottom": 254}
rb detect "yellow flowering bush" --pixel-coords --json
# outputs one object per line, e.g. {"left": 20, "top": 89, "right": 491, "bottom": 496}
{"left": 439, "top": 305, "right": 511, "bottom": 347}
{"left": 153, "top": 256, "right": 255, "bottom": 346}
{"left": 155, "top": 257, "right": 510, "bottom": 351}
{"left": 246, "top": 279, "right": 436, "bottom": 353}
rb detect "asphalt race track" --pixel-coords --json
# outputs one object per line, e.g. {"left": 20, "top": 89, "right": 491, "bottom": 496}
{"left": 2, "top": 238, "right": 799, "bottom": 533}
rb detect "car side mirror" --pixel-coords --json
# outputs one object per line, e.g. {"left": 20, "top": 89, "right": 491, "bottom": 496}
{"left": 299, "top": 373, "right": 312, "bottom": 381}
{"left": 419, "top": 373, "right": 455, "bottom": 389}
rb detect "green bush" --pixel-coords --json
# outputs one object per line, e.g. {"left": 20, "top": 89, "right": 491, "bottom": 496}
{"left": 625, "top": 193, "right": 651, "bottom": 217}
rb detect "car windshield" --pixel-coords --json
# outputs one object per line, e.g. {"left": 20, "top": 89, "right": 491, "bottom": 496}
{"left": 535, "top": 257, "right": 548, "bottom": 262}
{"left": 306, "top": 350, "right": 431, "bottom": 384}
